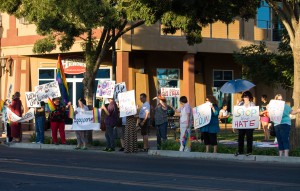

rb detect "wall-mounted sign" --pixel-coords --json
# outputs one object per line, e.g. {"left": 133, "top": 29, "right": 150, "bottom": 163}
{"left": 62, "top": 57, "right": 86, "bottom": 74}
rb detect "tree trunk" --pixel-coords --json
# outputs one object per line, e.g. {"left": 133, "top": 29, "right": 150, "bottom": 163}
{"left": 290, "top": 30, "right": 300, "bottom": 150}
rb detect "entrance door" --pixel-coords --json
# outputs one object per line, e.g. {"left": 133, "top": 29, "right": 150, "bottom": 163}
{"left": 67, "top": 78, "right": 84, "bottom": 109}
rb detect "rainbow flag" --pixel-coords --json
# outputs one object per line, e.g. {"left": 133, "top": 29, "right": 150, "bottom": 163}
{"left": 56, "top": 55, "right": 69, "bottom": 105}
{"left": 93, "top": 107, "right": 101, "bottom": 123}
{"left": 68, "top": 105, "right": 74, "bottom": 119}
{"left": 0, "top": 99, "right": 4, "bottom": 111}
{"left": 47, "top": 98, "right": 56, "bottom": 112}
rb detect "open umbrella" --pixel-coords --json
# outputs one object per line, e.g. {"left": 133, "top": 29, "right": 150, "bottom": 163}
{"left": 220, "top": 79, "right": 255, "bottom": 93}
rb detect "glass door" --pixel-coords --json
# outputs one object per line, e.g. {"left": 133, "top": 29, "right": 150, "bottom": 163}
{"left": 67, "top": 78, "right": 84, "bottom": 109}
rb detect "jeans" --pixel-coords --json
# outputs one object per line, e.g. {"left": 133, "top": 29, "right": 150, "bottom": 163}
{"left": 275, "top": 124, "right": 291, "bottom": 150}
{"left": 35, "top": 116, "right": 45, "bottom": 143}
{"left": 156, "top": 122, "right": 168, "bottom": 150}
{"left": 105, "top": 125, "right": 115, "bottom": 149}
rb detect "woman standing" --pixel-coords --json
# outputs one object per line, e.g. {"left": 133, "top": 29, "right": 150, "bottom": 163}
{"left": 74, "top": 98, "right": 89, "bottom": 150}
{"left": 34, "top": 101, "right": 46, "bottom": 144}
{"left": 234, "top": 91, "right": 256, "bottom": 156}
{"left": 9, "top": 92, "right": 24, "bottom": 142}
{"left": 49, "top": 97, "right": 71, "bottom": 145}
{"left": 200, "top": 95, "right": 220, "bottom": 153}
{"left": 176, "top": 96, "right": 193, "bottom": 152}
{"left": 273, "top": 94, "right": 300, "bottom": 157}
{"left": 260, "top": 95, "right": 270, "bottom": 141}
{"left": 154, "top": 95, "right": 168, "bottom": 150}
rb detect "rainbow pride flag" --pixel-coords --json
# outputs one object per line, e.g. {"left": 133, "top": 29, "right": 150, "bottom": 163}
{"left": 0, "top": 99, "right": 4, "bottom": 111}
{"left": 47, "top": 98, "right": 56, "bottom": 112}
{"left": 56, "top": 55, "right": 69, "bottom": 105}
{"left": 93, "top": 107, "right": 101, "bottom": 123}
{"left": 68, "top": 105, "right": 74, "bottom": 119}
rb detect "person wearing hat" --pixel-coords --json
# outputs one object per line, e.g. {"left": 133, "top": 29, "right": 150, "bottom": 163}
{"left": 49, "top": 97, "right": 71, "bottom": 145}
{"left": 154, "top": 95, "right": 169, "bottom": 150}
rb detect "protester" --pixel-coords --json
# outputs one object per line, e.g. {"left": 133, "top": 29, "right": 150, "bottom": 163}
{"left": 101, "top": 98, "right": 118, "bottom": 152}
{"left": 154, "top": 95, "right": 168, "bottom": 150}
{"left": 234, "top": 91, "right": 256, "bottom": 156}
{"left": 260, "top": 95, "right": 270, "bottom": 141}
{"left": 116, "top": 117, "right": 126, "bottom": 151}
{"left": 34, "top": 101, "right": 46, "bottom": 144}
{"left": 200, "top": 95, "right": 220, "bottom": 153}
{"left": 176, "top": 96, "right": 193, "bottom": 152}
{"left": 272, "top": 94, "right": 300, "bottom": 157}
{"left": 138, "top": 93, "right": 150, "bottom": 151}
{"left": 124, "top": 115, "right": 138, "bottom": 153}
{"left": 49, "top": 97, "right": 71, "bottom": 145}
{"left": 9, "top": 92, "right": 24, "bottom": 142}
{"left": 2, "top": 99, "right": 12, "bottom": 142}
{"left": 74, "top": 98, "right": 89, "bottom": 150}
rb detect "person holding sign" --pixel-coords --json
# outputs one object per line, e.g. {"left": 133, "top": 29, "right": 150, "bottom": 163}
{"left": 154, "top": 95, "right": 169, "bottom": 150}
{"left": 176, "top": 96, "right": 193, "bottom": 152}
{"left": 9, "top": 92, "right": 24, "bottom": 142}
{"left": 272, "top": 94, "right": 300, "bottom": 157}
{"left": 200, "top": 96, "right": 220, "bottom": 153}
{"left": 74, "top": 98, "right": 89, "bottom": 150}
{"left": 234, "top": 91, "right": 256, "bottom": 156}
{"left": 49, "top": 97, "right": 71, "bottom": 145}
{"left": 34, "top": 101, "right": 46, "bottom": 144}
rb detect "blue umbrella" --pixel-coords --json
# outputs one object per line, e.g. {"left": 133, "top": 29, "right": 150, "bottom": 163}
{"left": 220, "top": 79, "right": 255, "bottom": 93}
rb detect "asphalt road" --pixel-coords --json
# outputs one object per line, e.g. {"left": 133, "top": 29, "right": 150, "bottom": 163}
{"left": 0, "top": 146, "right": 300, "bottom": 191}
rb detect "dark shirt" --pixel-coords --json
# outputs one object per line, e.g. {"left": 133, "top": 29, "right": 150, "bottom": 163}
{"left": 104, "top": 100, "right": 118, "bottom": 127}
{"left": 35, "top": 101, "right": 46, "bottom": 118}
{"left": 154, "top": 104, "right": 168, "bottom": 125}
{"left": 49, "top": 104, "right": 66, "bottom": 122}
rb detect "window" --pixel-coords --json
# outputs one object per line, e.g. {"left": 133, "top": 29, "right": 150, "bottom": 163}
{"left": 257, "top": 0, "right": 271, "bottom": 29}
{"left": 157, "top": 68, "right": 180, "bottom": 108}
{"left": 38, "top": 69, "right": 56, "bottom": 85}
{"left": 213, "top": 70, "right": 233, "bottom": 111}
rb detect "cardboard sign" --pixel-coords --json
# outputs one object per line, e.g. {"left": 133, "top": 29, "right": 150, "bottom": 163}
{"left": 96, "top": 80, "right": 115, "bottom": 98}
{"left": 25, "top": 92, "right": 41, "bottom": 107}
{"left": 160, "top": 88, "right": 180, "bottom": 97}
{"left": 232, "top": 106, "right": 259, "bottom": 129}
{"left": 114, "top": 82, "right": 127, "bottom": 101}
{"left": 268, "top": 100, "right": 285, "bottom": 124}
{"left": 34, "top": 81, "right": 61, "bottom": 101}
{"left": 71, "top": 111, "right": 100, "bottom": 130}
{"left": 193, "top": 103, "right": 212, "bottom": 129}
{"left": 118, "top": 90, "right": 137, "bottom": 118}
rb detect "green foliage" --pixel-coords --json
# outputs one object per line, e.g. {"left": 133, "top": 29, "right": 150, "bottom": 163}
{"left": 33, "top": 36, "right": 56, "bottom": 54}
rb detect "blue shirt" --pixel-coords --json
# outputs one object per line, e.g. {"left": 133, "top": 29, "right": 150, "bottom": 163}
{"left": 200, "top": 105, "right": 220, "bottom": 133}
{"left": 275, "top": 104, "right": 292, "bottom": 126}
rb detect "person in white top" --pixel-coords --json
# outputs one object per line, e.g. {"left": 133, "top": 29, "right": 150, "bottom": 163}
{"left": 74, "top": 98, "right": 89, "bottom": 150}
{"left": 219, "top": 104, "right": 229, "bottom": 123}
{"left": 138, "top": 93, "right": 150, "bottom": 151}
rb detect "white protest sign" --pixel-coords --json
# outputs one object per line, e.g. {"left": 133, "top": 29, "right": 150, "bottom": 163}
{"left": 7, "top": 108, "right": 35, "bottom": 122}
{"left": 232, "top": 106, "right": 259, "bottom": 129}
{"left": 193, "top": 103, "right": 212, "bottom": 129}
{"left": 25, "top": 92, "right": 41, "bottom": 107}
{"left": 34, "top": 81, "right": 61, "bottom": 101}
{"left": 71, "top": 111, "right": 100, "bottom": 130}
{"left": 268, "top": 100, "right": 285, "bottom": 124}
{"left": 96, "top": 80, "right": 115, "bottom": 98}
{"left": 7, "top": 84, "right": 13, "bottom": 99}
{"left": 114, "top": 82, "right": 127, "bottom": 101}
{"left": 118, "top": 90, "right": 137, "bottom": 117}
{"left": 160, "top": 88, "right": 180, "bottom": 97}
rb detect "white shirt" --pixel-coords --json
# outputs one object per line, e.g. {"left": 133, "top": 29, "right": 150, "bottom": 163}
{"left": 76, "top": 105, "right": 89, "bottom": 114}
{"left": 139, "top": 101, "right": 150, "bottom": 119}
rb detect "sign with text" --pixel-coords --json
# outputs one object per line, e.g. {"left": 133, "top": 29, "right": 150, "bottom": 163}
{"left": 232, "top": 106, "right": 259, "bottom": 129}
{"left": 114, "top": 82, "right": 127, "bottom": 101}
{"left": 268, "top": 100, "right": 285, "bottom": 124}
{"left": 71, "top": 111, "right": 100, "bottom": 130}
{"left": 7, "top": 84, "right": 13, "bottom": 99}
{"left": 62, "top": 57, "right": 86, "bottom": 74}
{"left": 7, "top": 108, "right": 35, "bottom": 122}
{"left": 25, "top": 92, "right": 41, "bottom": 107}
{"left": 118, "top": 90, "right": 137, "bottom": 117}
{"left": 34, "top": 81, "right": 61, "bottom": 101}
{"left": 193, "top": 103, "right": 211, "bottom": 129}
{"left": 160, "top": 88, "right": 180, "bottom": 97}
{"left": 96, "top": 80, "right": 115, "bottom": 98}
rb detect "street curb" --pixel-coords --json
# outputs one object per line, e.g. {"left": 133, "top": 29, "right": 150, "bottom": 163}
{"left": 5, "top": 143, "right": 75, "bottom": 150}
{"left": 148, "top": 150, "right": 300, "bottom": 164}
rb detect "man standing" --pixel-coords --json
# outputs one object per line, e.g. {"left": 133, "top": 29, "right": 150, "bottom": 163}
{"left": 139, "top": 93, "right": 150, "bottom": 151}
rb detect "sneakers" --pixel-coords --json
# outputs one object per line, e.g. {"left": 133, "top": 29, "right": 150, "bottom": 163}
{"left": 107, "top": 148, "right": 115, "bottom": 152}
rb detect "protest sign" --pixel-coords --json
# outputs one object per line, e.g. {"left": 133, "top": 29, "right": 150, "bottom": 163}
{"left": 118, "top": 90, "right": 137, "bottom": 117}
{"left": 232, "top": 106, "right": 259, "bottom": 129}
{"left": 34, "top": 81, "right": 61, "bottom": 101}
{"left": 25, "top": 92, "right": 41, "bottom": 107}
{"left": 114, "top": 82, "right": 127, "bottom": 101}
{"left": 71, "top": 111, "right": 101, "bottom": 130}
{"left": 7, "top": 84, "right": 13, "bottom": 99}
{"left": 7, "top": 108, "right": 35, "bottom": 122}
{"left": 160, "top": 88, "right": 180, "bottom": 97}
{"left": 193, "top": 103, "right": 211, "bottom": 129}
{"left": 96, "top": 80, "right": 115, "bottom": 98}
{"left": 268, "top": 100, "right": 285, "bottom": 124}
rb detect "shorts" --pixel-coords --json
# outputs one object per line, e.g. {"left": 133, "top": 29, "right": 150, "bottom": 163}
{"left": 202, "top": 132, "right": 218, "bottom": 146}
{"left": 114, "top": 125, "right": 125, "bottom": 139}
{"left": 260, "top": 116, "right": 270, "bottom": 123}
{"left": 139, "top": 118, "right": 149, "bottom": 136}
